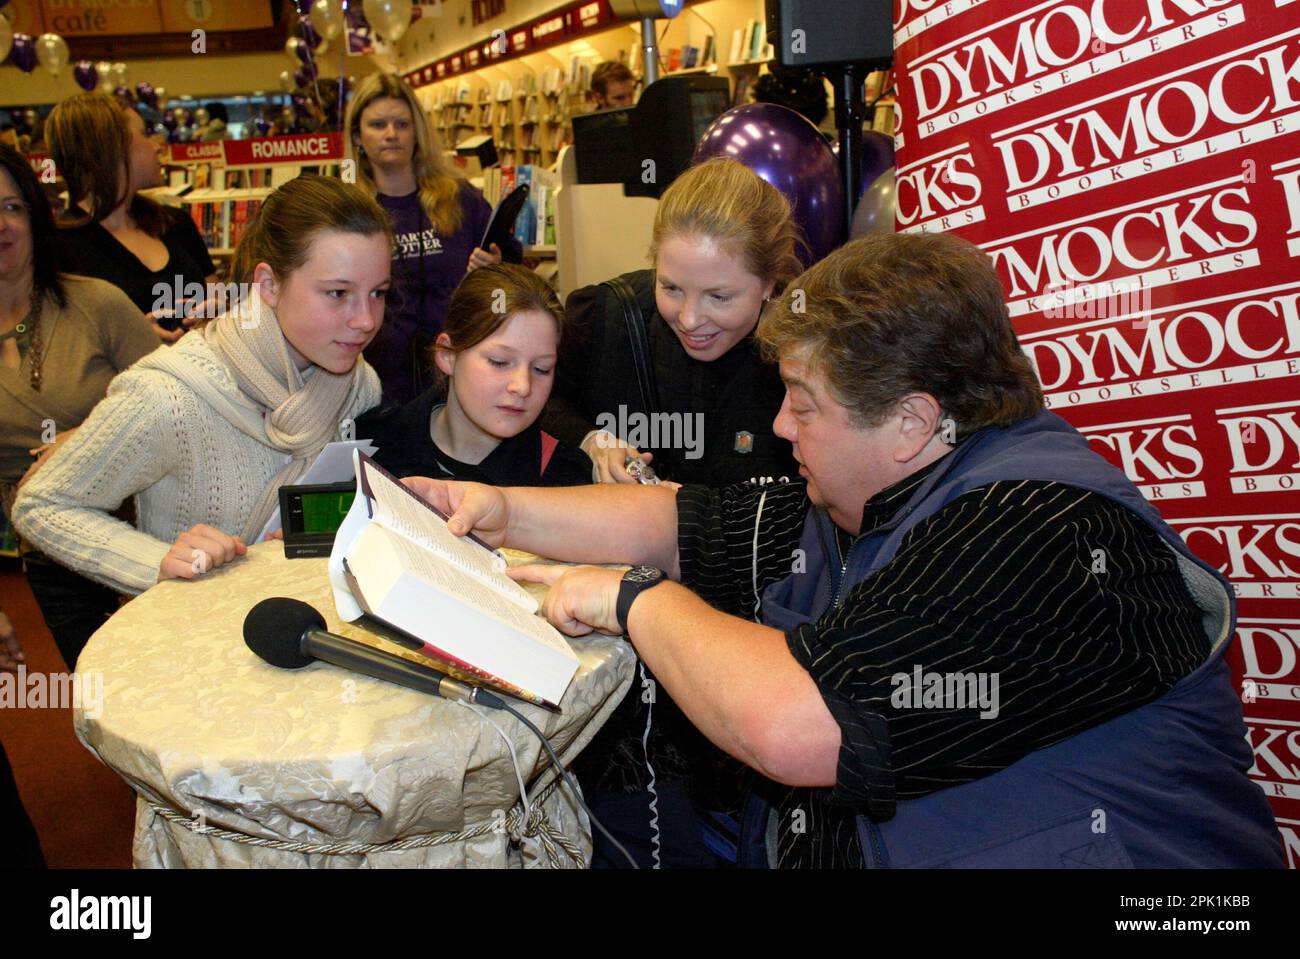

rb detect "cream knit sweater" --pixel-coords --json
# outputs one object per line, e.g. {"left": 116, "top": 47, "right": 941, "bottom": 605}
{"left": 13, "top": 330, "right": 381, "bottom": 596}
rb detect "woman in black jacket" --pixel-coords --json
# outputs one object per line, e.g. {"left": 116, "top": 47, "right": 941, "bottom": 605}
{"left": 542, "top": 157, "right": 803, "bottom": 488}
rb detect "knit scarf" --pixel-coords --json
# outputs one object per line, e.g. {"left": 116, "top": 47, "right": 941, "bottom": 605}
{"left": 136, "top": 287, "right": 364, "bottom": 542}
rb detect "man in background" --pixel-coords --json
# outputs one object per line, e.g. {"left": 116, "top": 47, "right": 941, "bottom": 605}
{"left": 592, "top": 61, "right": 636, "bottom": 109}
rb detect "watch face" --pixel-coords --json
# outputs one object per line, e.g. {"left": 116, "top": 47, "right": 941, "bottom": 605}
{"left": 625, "top": 565, "right": 663, "bottom": 585}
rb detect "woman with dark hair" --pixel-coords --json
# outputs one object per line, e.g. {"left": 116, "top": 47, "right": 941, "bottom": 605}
{"left": 0, "top": 143, "right": 159, "bottom": 668}
{"left": 344, "top": 73, "right": 522, "bottom": 406}
{"left": 14, "top": 176, "right": 389, "bottom": 598}
{"left": 46, "top": 93, "right": 217, "bottom": 341}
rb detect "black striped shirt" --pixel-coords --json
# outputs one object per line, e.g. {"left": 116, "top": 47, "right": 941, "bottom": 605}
{"left": 676, "top": 464, "right": 1208, "bottom": 868}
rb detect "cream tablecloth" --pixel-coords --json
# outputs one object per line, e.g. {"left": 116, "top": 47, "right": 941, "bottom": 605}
{"left": 72, "top": 542, "right": 635, "bottom": 868}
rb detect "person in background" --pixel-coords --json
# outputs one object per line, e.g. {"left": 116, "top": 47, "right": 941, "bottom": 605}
{"left": 46, "top": 94, "right": 217, "bottom": 343}
{"left": 0, "top": 144, "right": 158, "bottom": 668}
{"left": 592, "top": 61, "right": 636, "bottom": 109}
{"left": 0, "top": 609, "right": 45, "bottom": 869}
{"left": 13, "top": 176, "right": 388, "bottom": 597}
{"left": 358, "top": 264, "right": 589, "bottom": 487}
{"left": 199, "top": 102, "right": 230, "bottom": 142}
{"left": 345, "top": 73, "right": 523, "bottom": 407}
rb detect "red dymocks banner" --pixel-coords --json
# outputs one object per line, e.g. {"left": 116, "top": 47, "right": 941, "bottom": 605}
{"left": 893, "top": 0, "right": 1300, "bottom": 866}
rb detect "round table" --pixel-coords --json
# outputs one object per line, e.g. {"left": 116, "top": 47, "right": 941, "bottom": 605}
{"left": 72, "top": 542, "right": 635, "bottom": 868}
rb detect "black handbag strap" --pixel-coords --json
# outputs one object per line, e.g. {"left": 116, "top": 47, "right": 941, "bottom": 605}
{"left": 604, "top": 275, "right": 660, "bottom": 418}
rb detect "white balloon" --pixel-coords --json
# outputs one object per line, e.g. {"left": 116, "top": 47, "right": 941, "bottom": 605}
{"left": 0, "top": 19, "right": 16, "bottom": 66}
{"left": 364, "top": 0, "right": 413, "bottom": 44}
{"left": 312, "top": 0, "right": 344, "bottom": 42}
{"left": 850, "top": 168, "right": 897, "bottom": 238}
{"left": 279, "top": 69, "right": 295, "bottom": 93}
{"left": 112, "top": 61, "right": 129, "bottom": 85}
{"left": 36, "top": 33, "right": 69, "bottom": 77}
{"left": 96, "top": 60, "right": 113, "bottom": 80}
{"left": 154, "top": 86, "right": 167, "bottom": 105}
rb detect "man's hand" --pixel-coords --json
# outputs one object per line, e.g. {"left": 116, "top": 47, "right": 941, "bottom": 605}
{"left": 0, "top": 610, "right": 24, "bottom": 673}
{"left": 402, "top": 476, "right": 511, "bottom": 547}
{"left": 158, "top": 525, "right": 247, "bottom": 581}
{"left": 509, "top": 564, "right": 624, "bottom": 636}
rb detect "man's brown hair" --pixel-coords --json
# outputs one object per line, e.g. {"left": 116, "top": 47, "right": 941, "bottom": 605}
{"left": 758, "top": 232, "right": 1043, "bottom": 436}
{"left": 592, "top": 61, "right": 634, "bottom": 97}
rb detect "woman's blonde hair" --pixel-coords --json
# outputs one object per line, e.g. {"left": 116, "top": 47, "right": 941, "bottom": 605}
{"left": 344, "top": 73, "right": 465, "bottom": 236}
{"left": 650, "top": 157, "right": 804, "bottom": 291}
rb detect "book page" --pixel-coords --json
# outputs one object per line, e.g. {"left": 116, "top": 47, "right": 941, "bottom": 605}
{"left": 383, "top": 530, "right": 574, "bottom": 658}
{"left": 363, "top": 459, "right": 537, "bottom": 612}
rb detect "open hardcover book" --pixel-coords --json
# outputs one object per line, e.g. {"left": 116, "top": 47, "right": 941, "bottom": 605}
{"left": 328, "top": 451, "right": 580, "bottom": 707}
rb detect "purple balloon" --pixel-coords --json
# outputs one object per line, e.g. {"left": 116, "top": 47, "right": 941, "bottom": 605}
{"left": 11, "top": 34, "right": 38, "bottom": 74}
{"left": 300, "top": 18, "right": 322, "bottom": 50}
{"left": 136, "top": 81, "right": 156, "bottom": 107}
{"left": 254, "top": 117, "right": 272, "bottom": 136}
{"left": 161, "top": 114, "right": 178, "bottom": 132}
{"left": 74, "top": 61, "right": 98, "bottom": 92}
{"left": 834, "top": 130, "right": 896, "bottom": 202}
{"left": 694, "top": 103, "right": 845, "bottom": 266}
{"left": 294, "top": 65, "right": 317, "bottom": 89}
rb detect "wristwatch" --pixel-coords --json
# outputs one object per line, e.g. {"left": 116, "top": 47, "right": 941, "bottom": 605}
{"left": 616, "top": 566, "right": 666, "bottom": 634}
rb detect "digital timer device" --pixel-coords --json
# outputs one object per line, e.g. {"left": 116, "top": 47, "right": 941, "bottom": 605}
{"left": 279, "top": 481, "right": 357, "bottom": 559}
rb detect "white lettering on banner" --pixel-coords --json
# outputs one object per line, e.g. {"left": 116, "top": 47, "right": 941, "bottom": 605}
{"left": 986, "top": 177, "right": 1256, "bottom": 301}
{"left": 1171, "top": 513, "right": 1300, "bottom": 596}
{"left": 895, "top": 0, "right": 989, "bottom": 48}
{"left": 1022, "top": 283, "right": 1300, "bottom": 406}
{"left": 902, "top": 205, "right": 988, "bottom": 234}
{"left": 1276, "top": 160, "right": 1300, "bottom": 256}
{"left": 1216, "top": 399, "right": 1300, "bottom": 493}
{"left": 1280, "top": 820, "right": 1300, "bottom": 870}
{"left": 1243, "top": 717, "right": 1300, "bottom": 786}
{"left": 1237, "top": 618, "right": 1300, "bottom": 683}
{"left": 249, "top": 136, "right": 331, "bottom": 160}
{"left": 997, "top": 31, "right": 1300, "bottom": 206}
{"left": 896, "top": 147, "right": 982, "bottom": 227}
{"left": 1078, "top": 413, "right": 1206, "bottom": 498}
{"left": 911, "top": 2, "right": 1240, "bottom": 135}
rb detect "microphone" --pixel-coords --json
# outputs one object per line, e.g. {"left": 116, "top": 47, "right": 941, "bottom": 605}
{"left": 242, "top": 597, "right": 503, "bottom": 709}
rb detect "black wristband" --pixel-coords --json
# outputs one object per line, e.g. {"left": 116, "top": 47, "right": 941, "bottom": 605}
{"left": 615, "top": 566, "right": 666, "bottom": 634}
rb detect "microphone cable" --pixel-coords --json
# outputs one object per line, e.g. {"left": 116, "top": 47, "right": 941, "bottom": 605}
{"left": 471, "top": 687, "right": 640, "bottom": 870}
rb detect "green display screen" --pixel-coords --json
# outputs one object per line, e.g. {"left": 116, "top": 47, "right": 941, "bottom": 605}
{"left": 300, "top": 491, "right": 356, "bottom": 534}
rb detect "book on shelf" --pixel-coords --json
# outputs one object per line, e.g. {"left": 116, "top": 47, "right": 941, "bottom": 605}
{"left": 749, "top": 20, "right": 766, "bottom": 61}
{"left": 682, "top": 45, "right": 699, "bottom": 69}
{"left": 702, "top": 35, "right": 716, "bottom": 66}
{"left": 328, "top": 451, "right": 581, "bottom": 707}
{"left": 667, "top": 47, "right": 682, "bottom": 72}
{"left": 729, "top": 27, "right": 744, "bottom": 64}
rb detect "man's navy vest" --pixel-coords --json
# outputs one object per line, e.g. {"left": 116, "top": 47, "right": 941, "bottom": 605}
{"left": 754, "top": 411, "right": 1284, "bottom": 868}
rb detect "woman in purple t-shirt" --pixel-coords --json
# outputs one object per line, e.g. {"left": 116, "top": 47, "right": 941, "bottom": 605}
{"left": 346, "top": 74, "right": 522, "bottom": 405}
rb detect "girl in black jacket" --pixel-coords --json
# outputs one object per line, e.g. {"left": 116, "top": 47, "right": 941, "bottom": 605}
{"left": 358, "top": 264, "right": 590, "bottom": 487}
